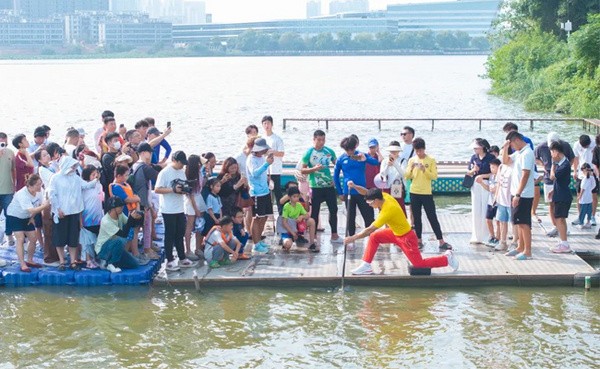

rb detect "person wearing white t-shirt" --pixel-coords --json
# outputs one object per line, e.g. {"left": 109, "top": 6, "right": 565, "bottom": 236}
{"left": 572, "top": 134, "right": 597, "bottom": 225}
{"left": 155, "top": 151, "right": 196, "bottom": 272}
{"left": 400, "top": 126, "right": 415, "bottom": 223}
{"left": 502, "top": 132, "right": 535, "bottom": 260}
{"left": 262, "top": 115, "right": 285, "bottom": 213}
{"left": 577, "top": 164, "right": 595, "bottom": 229}
{"left": 63, "top": 128, "right": 80, "bottom": 159}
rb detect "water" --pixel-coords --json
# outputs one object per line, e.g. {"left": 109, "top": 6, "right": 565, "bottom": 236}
{"left": 1, "top": 56, "right": 598, "bottom": 367}
{"left": 0, "top": 286, "right": 598, "bottom": 368}
{"left": 0, "top": 56, "right": 581, "bottom": 163}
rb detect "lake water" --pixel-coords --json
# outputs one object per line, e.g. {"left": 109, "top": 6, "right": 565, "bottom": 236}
{"left": 0, "top": 56, "right": 580, "bottom": 162}
{"left": 1, "top": 56, "right": 598, "bottom": 368}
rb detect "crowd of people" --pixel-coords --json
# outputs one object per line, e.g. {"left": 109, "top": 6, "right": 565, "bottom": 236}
{"left": 0, "top": 115, "right": 593, "bottom": 276}
{"left": 466, "top": 122, "right": 600, "bottom": 260}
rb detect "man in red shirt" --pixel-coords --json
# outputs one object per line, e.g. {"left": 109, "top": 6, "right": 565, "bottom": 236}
{"left": 12, "top": 134, "right": 34, "bottom": 192}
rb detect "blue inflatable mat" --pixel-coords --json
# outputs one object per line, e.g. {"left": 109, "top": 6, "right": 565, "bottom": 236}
{"left": 2, "top": 267, "right": 40, "bottom": 286}
{"left": 74, "top": 269, "right": 112, "bottom": 286}
{"left": 38, "top": 269, "right": 76, "bottom": 286}
{"left": 109, "top": 262, "right": 155, "bottom": 285}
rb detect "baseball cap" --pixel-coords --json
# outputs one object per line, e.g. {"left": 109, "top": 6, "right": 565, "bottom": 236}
{"left": 77, "top": 128, "right": 86, "bottom": 136}
{"left": 252, "top": 138, "right": 270, "bottom": 152}
{"left": 147, "top": 127, "right": 161, "bottom": 135}
{"left": 368, "top": 138, "right": 379, "bottom": 148}
{"left": 172, "top": 150, "right": 188, "bottom": 165}
{"left": 137, "top": 142, "right": 153, "bottom": 153}
{"left": 547, "top": 132, "right": 559, "bottom": 147}
{"left": 106, "top": 196, "right": 126, "bottom": 210}
{"left": 33, "top": 126, "right": 47, "bottom": 138}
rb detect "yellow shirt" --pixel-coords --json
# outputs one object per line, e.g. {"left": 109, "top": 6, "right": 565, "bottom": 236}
{"left": 404, "top": 155, "right": 437, "bottom": 195}
{"left": 373, "top": 192, "right": 411, "bottom": 236}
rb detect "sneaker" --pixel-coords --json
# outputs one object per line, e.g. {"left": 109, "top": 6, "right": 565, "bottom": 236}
{"left": 136, "top": 254, "right": 150, "bottom": 266}
{"left": 546, "top": 227, "right": 559, "bottom": 237}
{"left": 107, "top": 264, "right": 122, "bottom": 273}
{"left": 550, "top": 243, "right": 572, "bottom": 253}
{"left": 509, "top": 242, "right": 518, "bottom": 249}
{"left": 179, "top": 258, "right": 196, "bottom": 268}
{"left": 494, "top": 241, "right": 508, "bottom": 251}
{"left": 43, "top": 261, "right": 60, "bottom": 267}
{"left": 209, "top": 260, "right": 220, "bottom": 268}
{"left": 592, "top": 216, "right": 597, "bottom": 226}
{"left": 194, "top": 249, "right": 205, "bottom": 260}
{"left": 86, "top": 261, "right": 100, "bottom": 269}
{"left": 582, "top": 223, "right": 592, "bottom": 229}
{"left": 484, "top": 237, "right": 498, "bottom": 247}
{"left": 571, "top": 218, "right": 581, "bottom": 225}
{"left": 253, "top": 244, "right": 269, "bottom": 253}
{"left": 7, "top": 238, "right": 15, "bottom": 247}
{"left": 185, "top": 251, "right": 200, "bottom": 261}
{"left": 445, "top": 250, "right": 459, "bottom": 272}
{"left": 351, "top": 262, "right": 374, "bottom": 275}
{"left": 330, "top": 237, "right": 343, "bottom": 244}
{"left": 165, "top": 261, "right": 180, "bottom": 272}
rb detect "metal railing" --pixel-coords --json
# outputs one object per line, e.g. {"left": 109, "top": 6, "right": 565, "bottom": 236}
{"left": 282, "top": 117, "right": 590, "bottom": 132}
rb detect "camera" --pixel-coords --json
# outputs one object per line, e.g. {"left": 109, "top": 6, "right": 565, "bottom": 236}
{"left": 171, "top": 178, "right": 197, "bottom": 194}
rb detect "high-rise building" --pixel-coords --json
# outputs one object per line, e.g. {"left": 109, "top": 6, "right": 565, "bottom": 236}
{"left": 110, "top": 0, "right": 139, "bottom": 12}
{"left": 183, "top": 0, "right": 205, "bottom": 24}
{"left": 138, "top": 0, "right": 162, "bottom": 18}
{"left": 13, "top": 0, "right": 110, "bottom": 18}
{"left": 329, "top": 0, "right": 368, "bottom": 15}
{"left": 0, "top": 0, "right": 12, "bottom": 10}
{"left": 306, "top": 1, "right": 321, "bottom": 19}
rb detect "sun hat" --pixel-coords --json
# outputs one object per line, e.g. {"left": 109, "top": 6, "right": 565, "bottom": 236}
{"left": 386, "top": 144, "right": 402, "bottom": 152}
{"left": 252, "top": 138, "right": 270, "bottom": 152}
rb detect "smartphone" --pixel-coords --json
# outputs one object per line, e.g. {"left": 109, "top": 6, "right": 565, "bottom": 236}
{"left": 267, "top": 152, "right": 274, "bottom": 159}
{"left": 167, "top": 121, "right": 171, "bottom": 128}
{"left": 389, "top": 156, "right": 395, "bottom": 162}
{"left": 350, "top": 154, "right": 361, "bottom": 161}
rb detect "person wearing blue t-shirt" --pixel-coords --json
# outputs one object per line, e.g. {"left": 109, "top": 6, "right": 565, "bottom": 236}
{"left": 334, "top": 135, "right": 379, "bottom": 238}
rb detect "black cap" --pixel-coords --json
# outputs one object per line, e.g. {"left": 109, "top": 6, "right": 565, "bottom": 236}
{"left": 34, "top": 126, "right": 47, "bottom": 138}
{"left": 147, "top": 127, "right": 161, "bottom": 135}
{"left": 106, "top": 196, "right": 126, "bottom": 210}
{"left": 137, "top": 142, "right": 153, "bottom": 154}
{"left": 172, "top": 150, "right": 188, "bottom": 165}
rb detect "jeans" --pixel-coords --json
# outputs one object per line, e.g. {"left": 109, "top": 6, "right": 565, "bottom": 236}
{"left": 310, "top": 187, "right": 338, "bottom": 234}
{"left": 163, "top": 212, "right": 186, "bottom": 262}
{"left": 0, "top": 193, "right": 14, "bottom": 236}
{"left": 410, "top": 193, "right": 443, "bottom": 240}
{"left": 345, "top": 194, "right": 374, "bottom": 236}
{"left": 98, "top": 237, "right": 139, "bottom": 270}
{"left": 579, "top": 203, "right": 593, "bottom": 224}
{"left": 233, "top": 224, "right": 248, "bottom": 254}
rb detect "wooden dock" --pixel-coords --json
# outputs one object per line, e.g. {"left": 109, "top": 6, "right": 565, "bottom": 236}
{"left": 154, "top": 211, "right": 599, "bottom": 289}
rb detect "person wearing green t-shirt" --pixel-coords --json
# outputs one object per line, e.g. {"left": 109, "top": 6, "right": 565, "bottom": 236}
{"left": 280, "top": 186, "right": 318, "bottom": 251}
{"left": 300, "top": 130, "right": 342, "bottom": 244}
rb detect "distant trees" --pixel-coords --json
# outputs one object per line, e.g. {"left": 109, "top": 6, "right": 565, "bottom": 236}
{"left": 222, "top": 29, "right": 490, "bottom": 52}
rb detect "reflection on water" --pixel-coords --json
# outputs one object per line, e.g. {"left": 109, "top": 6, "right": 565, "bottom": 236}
{"left": 1, "top": 287, "right": 598, "bottom": 368}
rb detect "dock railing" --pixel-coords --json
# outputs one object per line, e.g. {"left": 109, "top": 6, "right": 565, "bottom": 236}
{"left": 282, "top": 117, "right": 598, "bottom": 132}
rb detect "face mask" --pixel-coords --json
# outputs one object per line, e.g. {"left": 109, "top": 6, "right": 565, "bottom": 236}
{"left": 113, "top": 141, "right": 121, "bottom": 150}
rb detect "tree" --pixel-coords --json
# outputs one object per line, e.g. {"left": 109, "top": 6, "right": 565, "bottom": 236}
{"left": 454, "top": 31, "right": 471, "bottom": 49}
{"left": 336, "top": 31, "right": 352, "bottom": 50}
{"left": 278, "top": 32, "right": 305, "bottom": 51}
{"left": 571, "top": 14, "right": 600, "bottom": 75}
{"left": 353, "top": 33, "right": 375, "bottom": 50}
{"left": 470, "top": 36, "right": 490, "bottom": 50}
{"left": 235, "top": 30, "right": 259, "bottom": 51}
{"left": 394, "top": 32, "right": 416, "bottom": 49}
{"left": 436, "top": 30, "right": 457, "bottom": 49}
{"left": 375, "top": 31, "right": 396, "bottom": 49}
{"left": 312, "top": 32, "right": 335, "bottom": 50}
{"left": 415, "top": 30, "right": 437, "bottom": 49}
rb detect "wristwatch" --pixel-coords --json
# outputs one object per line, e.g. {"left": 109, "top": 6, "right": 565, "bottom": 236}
{"left": 515, "top": 194, "right": 521, "bottom": 198}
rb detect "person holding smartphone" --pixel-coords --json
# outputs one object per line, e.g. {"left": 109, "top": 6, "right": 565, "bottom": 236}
{"left": 333, "top": 135, "right": 379, "bottom": 242}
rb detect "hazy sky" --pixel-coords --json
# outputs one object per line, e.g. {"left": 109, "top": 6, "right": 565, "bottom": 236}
{"left": 201, "top": 0, "right": 454, "bottom": 23}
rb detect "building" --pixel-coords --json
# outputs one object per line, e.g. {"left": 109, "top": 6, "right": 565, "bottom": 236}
{"left": 0, "top": 16, "right": 64, "bottom": 45}
{"left": 110, "top": 0, "right": 139, "bottom": 12}
{"left": 387, "top": 0, "right": 501, "bottom": 37}
{"left": 183, "top": 1, "right": 205, "bottom": 24}
{"left": 99, "top": 19, "right": 172, "bottom": 46}
{"left": 65, "top": 11, "right": 149, "bottom": 44}
{"left": 0, "top": 0, "right": 11, "bottom": 10}
{"left": 329, "top": 0, "right": 369, "bottom": 15}
{"left": 306, "top": 1, "right": 321, "bottom": 19}
{"left": 13, "top": 0, "right": 110, "bottom": 18}
{"left": 173, "top": 18, "right": 397, "bottom": 43}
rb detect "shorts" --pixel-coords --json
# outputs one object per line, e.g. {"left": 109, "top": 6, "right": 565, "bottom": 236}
{"left": 553, "top": 200, "right": 572, "bottom": 219}
{"left": 52, "top": 213, "right": 81, "bottom": 247}
{"left": 185, "top": 192, "right": 207, "bottom": 216}
{"left": 511, "top": 197, "right": 533, "bottom": 226}
{"left": 496, "top": 204, "right": 511, "bottom": 223}
{"left": 252, "top": 194, "right": 273, "bottom": 218}
{"left": 34, "top": 213, "right": 43, "bottom": 228}
{"left": 5, "top": 215, "right": 35, "bottom": 233}
{"left": 486, "top": 204, "right": 498, "bottom": 220}
{"left": 543, "top": 183, "right": 554, "bottom": 203}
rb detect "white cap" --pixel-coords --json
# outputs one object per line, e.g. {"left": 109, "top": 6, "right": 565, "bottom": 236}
{"left": 547, "top": 132, "right": 559, "bottom": 147}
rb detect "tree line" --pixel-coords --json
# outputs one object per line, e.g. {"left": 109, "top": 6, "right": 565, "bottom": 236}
{"left": 208, "top": 30, "right": 490, "bottom": 52}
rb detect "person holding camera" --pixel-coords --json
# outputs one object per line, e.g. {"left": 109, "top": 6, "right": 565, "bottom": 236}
{"left": 155, "top": 150, "right": 196, "bottom": 271}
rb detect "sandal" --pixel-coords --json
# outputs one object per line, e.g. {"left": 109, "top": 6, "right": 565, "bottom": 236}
{"left": 439, "top": 242, "right": 452, "bottom": 250}
{"left": 57, "top": 263, "right": 66, "bottom": 271}
{"left": 70, "top": 263, "right": 82, "bottom": 271}
{"left": 20, "top": 265, "right": 31, "bottom": 273}
{"left": 25, "top": 261, "right": 43, "bottom": 268}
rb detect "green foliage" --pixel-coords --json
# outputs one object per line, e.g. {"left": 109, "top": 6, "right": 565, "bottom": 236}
{"left": 40, "top": 47, "right": 56, "bottom": 55}
{"left": 414, "top": 30, "right": 437, "bottom": 49}
{"left": 394, "top": 32, "right": 416, "bottom": 49}
{"left": 570, "top": 14, "right": 600, "bottom": 75}
{"left": 278, "top": 32, "right": 305, "bottom": 51}
{"left": 470, "top": 37, "right": 490, "bottom": 50}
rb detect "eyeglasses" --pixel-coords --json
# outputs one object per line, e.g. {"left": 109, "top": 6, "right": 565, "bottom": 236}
{"left": 401, "top": 133, "right": 409, "bottom": 136}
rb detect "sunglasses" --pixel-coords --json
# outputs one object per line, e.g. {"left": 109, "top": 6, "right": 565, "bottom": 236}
{"left": 401, "top": 133, "right": 410, "bottom": 136}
